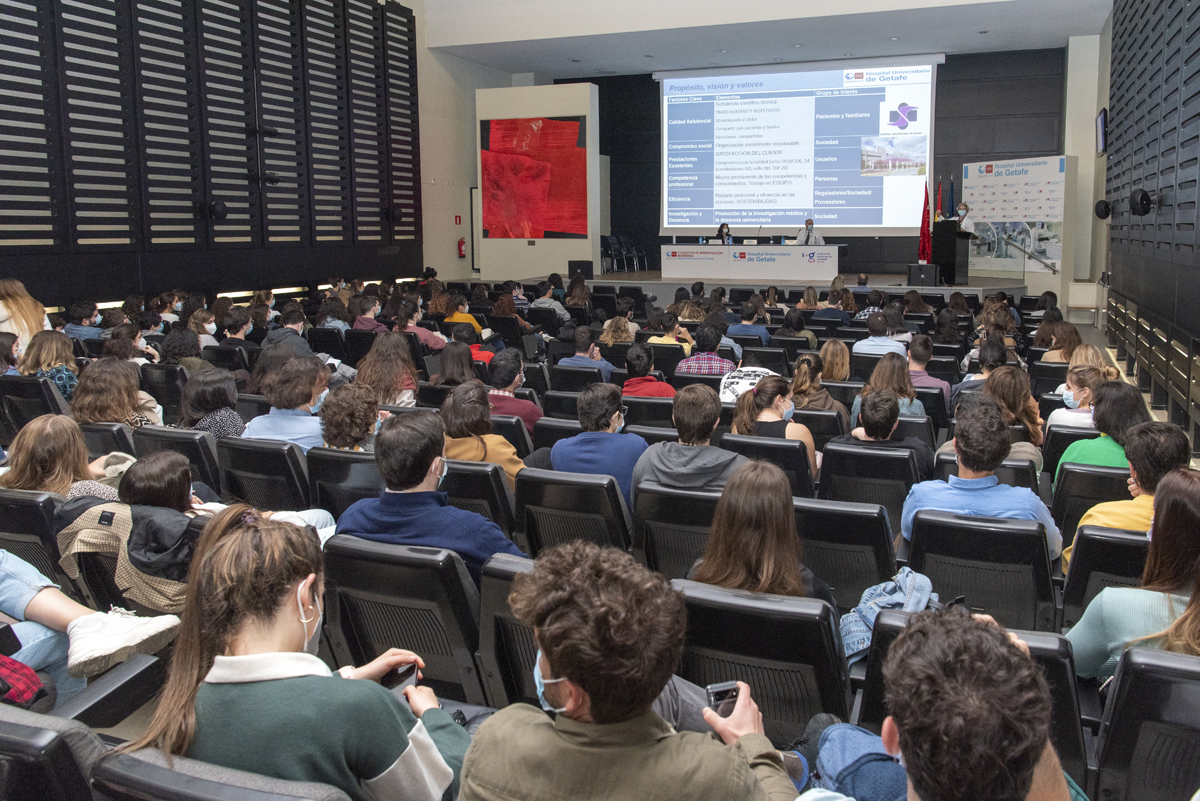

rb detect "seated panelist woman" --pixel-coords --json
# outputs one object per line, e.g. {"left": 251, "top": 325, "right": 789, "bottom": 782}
{"left": 714, "top": 223, "right": 732, "bottom": 245}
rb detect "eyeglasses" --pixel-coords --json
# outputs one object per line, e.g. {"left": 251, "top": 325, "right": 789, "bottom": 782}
{"left": 620, "top": 405, "right": 629, "bottom": 417}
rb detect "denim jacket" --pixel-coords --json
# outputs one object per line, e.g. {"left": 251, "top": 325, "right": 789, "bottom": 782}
{"left": 839, "top": 567, "right": 936, "bottom": 664}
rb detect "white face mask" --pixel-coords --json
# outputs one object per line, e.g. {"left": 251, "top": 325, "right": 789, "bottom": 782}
{"left": 204, "top": 322, "right": 216, "bottom": 335}
{"left": 297, "top": 582, "right": 322, "bottom": 655}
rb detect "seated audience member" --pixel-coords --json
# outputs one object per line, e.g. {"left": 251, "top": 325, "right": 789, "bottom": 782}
{"left": 950, "top": 338, "right": 1007, "bottom": 408}
{"left": 1061, "top": 421, "right": 1190, "bottom": 574}
{"left": 1055, "top": 379, "right": 1150, "bottom": 482}
{"left": 600, "top": 297, "right": 636, "bottom": 347}
{"left": 979, "top": 366, "right": 1046, "bottom": 470}
{"left": 160, "top": 328, "right": 216, "bottom": 379}
{"left": 690, "top": 280, "right": 706, "bottom": 301}
{"left": 530, "top": 280, "right": 571, "bottom": 323}
{"left": 446, "top": 294, "right": 483, "bottom": 333}
{"left": 691, "top": 460, "right": 837, "bottom": 610}
{"left": 179, "top": 369, "right": 245, "bottom": 438}
{"left": 900, "top": 395, "right": 1061, "bottom": 556}
{"left": 795, "top": 286, "right": 820, "bottom": 311}
{"left": 1032, "top": 307, "right": 1064, "bottom": 348}
{"left": 505, "top": 280, "right": 529, "bottom": 312}
{"left": 1068, "top": 467, "right": 1200, "bottom": 679}
{"left": 726, "top": 303, "right": 770, "bottom": 346}
{"left": 18, "top": 329, "right": 79, "bottom": 400}
{"left": 0, "top": 331, "right": 18, "bottom": 375}
{"left": 137, "top": 310, "right": 164, "bottom": 340}
{"left": 622, "top": 343, "right": 675, "bottom": 397}
{"left": 818, "top": 338, "right": 850, "bottom": 381}
{"left": 647, "top": 310, "right": 696, "bottom": 356}
{"left": 0, "top": 413, "right": 127, "bottom": 501}
{"left": 702, "top": 309, "right": 742, "bottom": 360}
{"left": 775, "top": 308, "right": 817, "bottom": 349}
{"left": 179, "top": 293, "right": 208, "bottom": 330}
{"left": 400, "top": 299, "right": 449, "bottom": 351}
{"left": 99, "top": 308, "right": 129, "bottom": 338}
{"left": 431, "top": 341, "right": 480, "bottom": 387}
{"left": 933, "top": 307, "right": 963, "bottom": 346}
{"left": 189, "top": 308, "right": 219, "bottom": 349}
{"left": 675, "top": 324, "right": 737, "bottom": 376}
{"left": 320, "top": 384, "right": 384, "bottom": 452}
{"left": 1051, "top": 343, "right": 1108, "bottom": 393}
{"left": 245, "top": 344, "right": 295, "bottom": 395}
{"left": 470, "top": 283, "right": 494, "bottom": 311}
{"left": 1028, "top": 290, "right": 1058, "bottom": 319}
{"left": 218, "top": 306, "right": 259, "bottom": 352}
{"left": 556, "top": 326, "right": 616, "bottom": 383}
{"left": 441, "top": 382, "right": 528, "bottom": 489}
{"left": 487, "top": 348, "right": 543, "bottom": 433}
{"left": 315, "top": 297, "right": 351, "bottom": 332}
{"left": 241, "top": 357, "right": 329, "bottom": 453}
{"left": 72, "top": 357, "right": 161, "bottom": 428}
{"left": 630, "top": 385, "right": 745, "bottom": 504}
{"left": 458, "top": 541, "right": 796, "bottom": 801}
{"left": 1044, "top": 320, "right": 1083, "bottom": 363}
{"left": 849, "top": 352, "right": 925, "bottom": 426}
{"left": 105, "top": 322, "right": 159, "bottom": 365}
{"left": 903, "top": 289, "right": 934, "bottom": 316}
{"left": 336, "top": 410, "right": 524, "bottom": 585}
{"left": 264, "top": 309, "right": 321, "bottom": 358}
{"left": 830, "top": 390, "right": 935, "bottom": 481}
{"left": 352, "top": 295, "right": 391, "bottom": 333}
{"left": 551, "top": 383, "right": 649, "bottom": 509}
{"left": 355, "top": 331, "right": 419, "bottom": 407}
{"left": 707, "top": 286, "right": 727, "bottom": 310}
{"left": 853, "top": 289, "right": 885, "bottom": 321}
{"left": 907, "top": 334, "right": 951, "bottom": 414}
{"left": 453, "top": 324, "right": 494, "bottom": 365}
{"left": 123, "top": 507, "right": 470, "bottom": 799}
{"left": 812, "top": 289, "right": 852, "bottom": 326}
{"left": 730, "top": 375, "right": 818, "bottom": 477}
{"left": 851, "top": 312, "right": 907, "bottom": 358}
{"left": 882, "top": 302, "right": 915, "bottom": 343}
{"left": 791, "top": 354, "right": 850, "bottom": 429}
{"left": 1043, "top": 364, "right": 1119, "bottom": 431}
{"left": 0, "top": 278, "right": 51, "bottom": 351}
{"left": 64, "top": 301, "right": 104, "bottom": 340}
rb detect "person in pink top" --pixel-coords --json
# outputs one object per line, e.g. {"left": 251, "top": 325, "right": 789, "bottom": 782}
{"left": 399, "top": 300, "right": 447, "bottom": 352}
{"left": 907, "top": 335, "right": 951, "bottom": 414}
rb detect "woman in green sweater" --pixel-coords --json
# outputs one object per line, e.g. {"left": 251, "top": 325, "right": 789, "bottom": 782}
{"left": 1067, "top": 468, "right": 1200, "bottom": 679}
{"left": 122, "top": 505, "right": 470, "bottom": 801}
{"left": 1055, "top": 380, "right": 1150, "bottom": 484}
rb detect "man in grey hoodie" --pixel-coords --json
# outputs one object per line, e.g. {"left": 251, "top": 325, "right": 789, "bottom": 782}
{"left": 630, "top": 384, "right": 747, "bottom": 511}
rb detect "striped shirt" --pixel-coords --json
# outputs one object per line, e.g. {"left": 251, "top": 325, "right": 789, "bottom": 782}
{"left": 675, "top": 351, "right": 737, "bottom": 376}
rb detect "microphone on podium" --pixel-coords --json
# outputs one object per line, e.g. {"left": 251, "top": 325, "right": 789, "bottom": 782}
{"left": 755, "top": 224, "right": 762, "bottom": 243}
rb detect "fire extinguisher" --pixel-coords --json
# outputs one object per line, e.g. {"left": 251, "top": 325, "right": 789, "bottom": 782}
{"left": 457, "top": 237, "right": 466, "bottom": 258}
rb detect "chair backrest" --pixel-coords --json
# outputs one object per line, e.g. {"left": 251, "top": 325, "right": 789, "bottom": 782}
{"left": 489, "top": 414, "right": 533, "bottom": 459}
{"left": 742, "top": 347, "right": 790, "bottom": 376}
{"left": 623, "top": 425, "right": 678, "bottom": 447}
{"left": 0, "top": 714, "right": 99, "bottom": 801}
{"left": 515, "top": 468, "right": 632, "bottom": 555}
{"left": 201, "top": 344, "right": 250, "bottom": 372}
{"left": 540, "top": 390, "right": 579, "bottom": 420}
{"left": 520, "top": 361, "right": 549, "bottom": 397}
{"left": 139, "top": 364, "right": 188, "bottom": 424}
{"left": 893, "top": 415, "right": 935, "bottom": 450}
{"left": 1039, "top": 392, "right": 1066, "bottom": 421}
{"left": 305, "top": 447, "right": 384, "bottom": 521}
{"left": 794, "top": 497, "right": 896, "bottom": 612}
{"left": 793, "top": 408, "right": 847, "bottom": 452}
{"left": 1029, "top": 360, "right": 1069, "bottom": 397}
{"left": 217, "top": 437, "right": 309, "bottom": 511}
{"left": 78, "top": 422, "right": 136, "bottom": 460}
{"left": 546, "top": 339, "right": 575, "bottom": 365}
{"left": 526, "top": 307, "right": 560, "bottom": 336}
{"left": 632, "top": 482, "right": 722, "bottom": 579}
{"left": 549, "top": 364, "right": 602, "bottom": 392}
{"left": 1042, "top": 425, "right": 1101, "bottom": 475}
{"left": 817, "top": 442, "right": 919, "bottom": 535}
{"left": 849, "top": 353, "right": 884, "bottom": 382}
{"left": 0, "top": 375, "right": 71, "bottom": 429}
{"left": 672, "top": 579, "right": 851, "bottom": 746}
{"left": 623, "top": 395, "right": 676, "bottom": 428}
{"left": 323, "top": 536, "right": 486, "bottom": 704}
{"left": 415, "top": 380, "right": 454, "bottom": 409}
{"left": 235, "top": 393, "right": 272, "bottom": 423}
{"left": 821, "top": 380, "right": 864, "bottom": 408}
{"left": 591, "top": 293, "right": 618, "bottom": 319}
{"left": 132, "top": 425, "right": 222, "bottom": 493}
{"left": 477, "top": 553, "right": 538, "bottom": 708}
{"left": 923, "top": 356, "right": 961, "bottom": 384}
{"left": 1095, "top": 648, "right": 1200, "bottom": 801}
{"left": 912, "top": 385, "right": 948, "bottom": 434}
{"left": 1051, "top": 463, "right": 1132, "bottom": 546}
{"left": 908, "top": 510, "right": 1056, "bottom": 630}
{"left": 933, "top": 451, "right": 1038, "bottom": 490}
{"left": 671, "top": 372, "right": 725, "bottom": 392}
{"left": 720, "top": 433, "right": 812, "bottom": 497}
{"left": 0, "top": 488, "right": 85, "bottom": 602}
{"left": 531, "top": 417, "right": 583, "bottom": 450}
{"left": 306, "top": 326, "right": 349, "bottom": 362}
{"left": 768, "top": 336, "right": 814, "bottom": 361}
{"left": 1061, "top": 526, "right": 1149, "bottom": 629}
{"left": 342, "top": 330, "right": 377, "bottom": 368}
{"left": 441, "top": 460, "right": 516, "bottom": 536}
{"left": 648, "top": 343, "right": 686, "bottom": 379}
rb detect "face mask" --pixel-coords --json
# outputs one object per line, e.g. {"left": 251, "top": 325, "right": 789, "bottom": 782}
{"left": 310, "top": 387, "right": 329, "bottom": 413}
{"left": 174, "top": 302, "right": 182, "bottom": 312}
{"left": 297, "top": 583, "right": 323, "bottom": 655}
{"left": 204, "top": 322, "right": 216, "bottom": 335}
{"left": 534, "top": 649, "right": 568, "bottom": 714}
{"left": 436, "top": 456, "right": 448, "bottom": 487}
{"left": 782, "top": 401, "right": 795, "bottom": 421}
{"left": 247, "top": 324, "right": 254, "bottom": 335}
{"left": 806, "top": 223, "right": 813, "bottom": 231}
{"left": 1062, "top": 389, "right": 1080, "bottom": 409}
{"left": 958, "top": 208, "right": 967, "bottom": 216}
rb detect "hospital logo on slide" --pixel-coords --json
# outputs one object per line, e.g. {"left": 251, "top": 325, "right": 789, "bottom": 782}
{"left": 733, "top": 252, "right": 748, "bottom": 260}
{"left": 844, "top": 71, "right": 865, "bottom": 82}
{"left": 887, "top": 103, "right": 918, "bottom": 130}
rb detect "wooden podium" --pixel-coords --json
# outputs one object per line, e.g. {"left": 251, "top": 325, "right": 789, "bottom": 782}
{"left": 932, "top": 220, "right": 970, "bottom": 286}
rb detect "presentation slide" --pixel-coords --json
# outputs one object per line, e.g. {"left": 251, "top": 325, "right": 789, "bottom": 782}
{"left": 661, "top": 65, "right": 933, "bottom": 231}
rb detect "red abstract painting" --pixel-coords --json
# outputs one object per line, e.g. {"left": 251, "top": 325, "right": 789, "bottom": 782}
{"left": 481, "top": 117, "right": 587, "bottom": 239}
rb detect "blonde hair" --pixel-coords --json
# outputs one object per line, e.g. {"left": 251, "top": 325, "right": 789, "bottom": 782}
{"left": 187, "top": 308, "right": 215, "bottom": 335}
{"left": 819, "top": 339, "right": 850, "bottom": 381}
{"left": 18, "top": 330, "right": 76, "bottom": 376}
{"left": 0, "top": 414, "right": 93, "bottom": 496}
{"left": 600, "top": 316, "right": 635, "bottom": 346}
{"left": 1067, "top": 343, "right": 1106, "bottom": 371}
{"left": 0, "top": 279, "right": 46, "bottom": 344}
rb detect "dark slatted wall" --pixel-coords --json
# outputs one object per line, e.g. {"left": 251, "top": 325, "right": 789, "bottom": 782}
{"left": 1, "top": 0, "right": 422, "bottom": 306}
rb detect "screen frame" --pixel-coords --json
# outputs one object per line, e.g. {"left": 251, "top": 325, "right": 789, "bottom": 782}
{"left": 1096, "top": 107, "right": 1108, "bottom": 156}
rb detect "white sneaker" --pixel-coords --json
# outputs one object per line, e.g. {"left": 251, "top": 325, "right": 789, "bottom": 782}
{"left": 65, "top": 608, "right": 180, "bottom": 678}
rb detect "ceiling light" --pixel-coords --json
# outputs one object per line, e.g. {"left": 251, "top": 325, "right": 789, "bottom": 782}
{"left": 843, "top": 53, "right": 852, "bottom": 57}
{"left": 774, "top": 58, "right": 783, "bottom": 61}
{"left": 889, "top": 37, "right": 899, "bottom": 40}
{"left": 793, "top": 44, "right": 803, "bottom": 47}
{"left": 720, "top": 50, "right": 727, "bottom": 53}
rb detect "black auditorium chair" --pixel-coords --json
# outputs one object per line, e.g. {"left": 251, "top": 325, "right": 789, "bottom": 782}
{"left": 817, "top": 442, "right": 920, "bottom": 537}
{"left": 849, "top": 353, "right": 884, "bottom": 382}
{"left": 416, "top": 381, "right": 453, "bottom": 409}
{"left": 477, "top": 553, "right": 539, "bottom": 708}
{"left": 234, "top": 393, "right": 271, "bottom": 423}
{"left": 306, "top": 447, "right": 385, "bottom": 520}
{"left": 305, "top": 327, "right": 348, "bottom": 363}
{"left": 924, "top": 356, "right": 961, "bottom": 385}
{"left": 821, "top": 380, "right": 864, "bottom": 409}
{"left": 546, "top": 339, "right": 575, "bottom": 366}
{"left": 648, "top": 343, "right": 686, "bottom": 379}
{"left": 794, "top": 497, "right": 896, "bottom": 613}
{"left": 0, "top": 488, "right": 86, "bottom": 603}
{"left": 632, "top": 482, "right": 722, "bottom": 579}
{"left": 1051, "top": 464, "right": 1132, "bottom": 551}
{"left": 539, "top": 390, "right": 579, "bottom": 420}
{"left": 893, "top": 415, "right": 935, "bottom": 450}
{"left": 671, "top": 373, "right": 724, "bottom": 392}
{"left": 201, "top": 345, "right": 249, "bottom": 373}
{"left": 441, "top": 460, "right": 516, "bottom": 538}
{"left": 769, "top": 336, "right": 814, "bottom": 361}
{"left": 623, "top": 396, "right": 675, "bottom": 427}
{"left": 515, "top": 468, "right": 632, "bottom": 556}
{"left": 343, "top": 330, "right": 376, "bottom": 368}
{"left": 526, "top": 308, "right": 560, "bottom": 337}
{"left": 91, "top": 750, "right": 350, "bottom": 801}
{"left": 742, "top": 348, "right": 790, "bottom": 376}
{"left": 793, "top": 408, "right": 846, "bottom": 452}
{"left": 720, "top": 434, "right": 812, "bottom": 497}
{"left": 323, "top": 537, "right": 487, "bottom": 705}
{"left": 217, "top": 438, "right": 309, "bottom": 511}
{"left": 672, "top": 579, "right": 851, "bottom": 748}
{"left": 1061, "top": 526, "right": 1149, "bottom": 629}
{"left": 490, "top": 414, "right": 533, "bottom": 459}
{"left": 517, "top": 361, "right": 549, "bottom": 399}
{"left": 0, "top": 375, "right": 71, "bottom": 429}
{"left": 78, "top": 422, "right": 136, "bottom": 460}
{"left": 1029, "top": 361, "right": 1069, "bottom": 397}
{"left": 1041, "top": 424, "right": 1100, "bottom": 476}
{"left": 1094, "top": 648, "right": 1200, "bottom": 801}
{"left": 933, "top": 452, "right": 1038, "bottom": 490}
{"left": 139, "top": 364, "right": 188, "bottom": 425}
{"left": 623, "top": 425, "right": 678, "bottom": 447}
{"left": 532, "top": 418, "right": 582, "bottom": 451}
{"left": 912, "top": 386, "right": 949, "bottom": 434}
{"left": 907, "top": 510, "right": 1056, "bottom": 631}
{"left": 549, "top": 365, "right": 602, "bottom": 392}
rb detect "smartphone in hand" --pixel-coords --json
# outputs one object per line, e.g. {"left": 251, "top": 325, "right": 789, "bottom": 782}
{"left": 381, "top": 662, "right": 419, "bottom": 691}
{"left": 706, "top": 680, "right": 739, "bottom": 718}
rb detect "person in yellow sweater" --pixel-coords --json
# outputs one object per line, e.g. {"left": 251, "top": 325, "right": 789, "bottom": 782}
{"left": 441, "top": 381, "right": 525, "bottom": 488}
{"left": 445, "top": 294, "right": 482, "bottom": 334}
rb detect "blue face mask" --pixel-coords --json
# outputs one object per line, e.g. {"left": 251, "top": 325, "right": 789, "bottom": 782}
{"left": 173, "top": 302, "right": 182, "bottom": 312}
{"left": 1062, "top": 389, "right": 1080, "bottom": 409}
{"left": 247, "top": 323, "right": 254, "bottom": 335}
{"left": 310, "top": 388, "right": 329, "bottom": 413}
{"left": 436, "top": 456, "right": 448, "bottom": 487}
{"left": 533, "top": 649, "right": 567, "bottom": 714}
{"left": 374, "top": 417, "right": 383, "bottom": 434}
{"left": 782, "top": 400, "right": 795, "bottom": 421}
{"left": 269, "top": 298, "right": 276, "bottom": 308}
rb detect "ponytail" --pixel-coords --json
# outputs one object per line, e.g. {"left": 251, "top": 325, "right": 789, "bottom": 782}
{"left": 791, "top": 355, "right": 824, "bottom": 406}
{"left": 732, "top": 375, "right": 790, "bottom": 436}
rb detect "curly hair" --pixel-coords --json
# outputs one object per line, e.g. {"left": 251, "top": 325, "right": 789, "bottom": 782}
{"left": 319, "top": 384, "right": 378, "bottom": 449}
{"left": 70, "top": 358, "right": 141, "bottom": 424}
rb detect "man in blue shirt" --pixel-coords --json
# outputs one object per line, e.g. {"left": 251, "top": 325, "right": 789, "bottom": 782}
{"left": 813, "top": 289, "right": 852, "bottom": 326}
{"left": 241, "top": 356, "right": 328, "bottom": 453}
{"left": 726, "top": 303, "right": 770, "bottom": 346}
{"left": 550, "top": 382, "right": 649, "bottom": 509}
{"left": 63, "top": 302, "right": 104, "bottom": 340}
{"left": 336, "top": 410, "right": 524, "bottom": 586}
{"left": 556, "top": 327, "right": 615, "bottom": 382}
{"left": 852, "top": 313, "right": 908, "bottom": 358}
{"left": 900, "top": 395, "right": 1061, "bottom": 557}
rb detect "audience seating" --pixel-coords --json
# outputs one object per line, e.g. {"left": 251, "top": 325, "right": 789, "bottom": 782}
{"left": 515, "top": 468, "right": 632, "bottom": 555}
{"left": 78, "top": 422, "right": 136, "bottom": 460}
{"left": 92, "top": 751, "right": 351, "bottom": 800}
{"left": 609, "top": 367, "right": 665, "bottom": 388}
{"left": 0, "top": 375, "right": 71, "bottom": 429}
{"left": 139, "top": 364, "right": 188, "bottom": 425}
{"left": 1051, "top": 464, "right": 1132, "bottom": 548}
{"left": 416, "top": 381, "right": 454, "bottom": 409}
{"left": 304, "top": 328, "right": 348, "bottom": 364}
{"left": 601, "top": 340, "right": 631, "bottom": 367}
{"left": 817, "top": 442, "right": 920, "bottom": 536}
{"left": 546, "top": 340, "right": 575, "bottom": 366}
{"left": 924, "top": 356, "right": 961, "bottom": 384}
{"left": 670, "top": 372, "right": 724, "bottom": 392}
{"left": 933, "top": 452, "right": 1039, "bottom": 490}
{"left": 201, "top": 344, "right": 250, "bottom": 373}
{"left": 633, "top": 482, "right": 723, "bottom": 579}
{"left": 130, "top": 426, "right": 220, "bottom": 495}
{"left": 794, "top": 408, "right": 847, "bottom": 451}
{"left": 893, "top": 415, "right": 935, "bottom": 449}
{"left": 849, "top": 353, "right": 884, "bottom": 382}
{"left": 672, "top": 579, "right": 852, "bottom": 747}
{"left": 217, "top": 438, "right": 309, "bottom": 511}
{"left": 1042, "top": 425, "right": 1102, "bottom": 476}
{"left": 520, "top": 361, "right": 550, "bottom": 398}
{"left": 343, "top": 331, "right": 376, "bottom": 368}
{"left": 477, "top": 553, "right": 539, "bottom": 708}
{"left": 648, "top": 343, "right": 686, "bottom": 379}
{"left": 913, "top": 386, "right": 948, "bottom": 434}
{"left": 907, "top": 510, "right": 1056, "bottom": 631}
{"left": 623, "top": 396, "right": 675, "bottom": 427}
{"left": 526, "top": 308, "right": 560, "bottom": 337}
{"left": 720, "top": 433, "right": 812, "bottom": 497}
{"left": 235, "top": 393, "right": 271, "bottom": 423}
{"left": 794, "top": 497, "right": 897, "bottom": 613}
{"left": 1061, "top": 526, "right": 1149, "bottom": 629}
{"left": 306, "top": 447, "right": 384, "bottom": 520}
{"left": 0, "top": 488, "right": 85, "bottom": 603}
{"left": 623, "top": 424, "right": 679, "bottom": 447}
{"left": 769, "top": 336, "right": 814, "bottom": 361}
{"left": 822, "top": 380, "right": 864, "bottom": 408}
{"left": 490, "top": 414, "right": 534, "bottom": 459}
{"left": 441, "top": 460, "right": 517, "bottom": 537}
{"left": 539, "top": 390, "right": 579, "bottom": 420}
{"left": 532, "top": 417, "right": 582, "bottom": 451}
{"left": 323, "top": 536, "right": 487, "bottom": 705}
{"left": 742, "top": 347, "right": 790, "bottom": 376}
{"left": 1094, "top": 648, "right": 1200, "bottom": 801}
{"left": 1029, "top": 361, "right": 1070, "bottom": 397}
{"left": 549, "top": 364, "right": 603, "bottom": 392}
{"left": 1039, "top": 392, "right": 1067, "bottom": 421}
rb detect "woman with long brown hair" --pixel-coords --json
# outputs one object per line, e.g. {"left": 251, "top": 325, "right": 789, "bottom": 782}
{"left": 440, "top": 381, "right": 525, "bottom": 488}
{"left": 71, "top": 357, "right": 159, "bottom": 428}
{"left": 355, "top": 331, "right": 420, "bottom": 407}
{"left": 430, "top": 341, "right": 479, "bottom": 387}
{"left": 489, "top": 293, "right": 532, "bottom": 334}
{"left": 790, "top": 353, "right": 850, "bottom": 428}
{"left": 119, "top": 506, "right": 469, "bottom": 796}
{"left": 1044, "top": 321, "right": 1083, "bottom": 363}
{"left": 849, "top": 352, "right": 925, "bottom": 427}
{"left": 1031, "top": 307, "right": 1064, "bottom": 348}
{"left": 932, "top": 308, "right": 963, "bottom": 346}
{"left": 0, "top": 278, "right": 50, "bottom": 350}
{"left": 946, "top": 291, "right": 970, "bottom": 317}
{"left": 819, "top": 339, "right": 850, "bottom": 382}
{"left": 730, "top": 374, "right": 818, "bottom": 476}
{"left": 1068, "top": 468, "right": 1200, "bottom": 678}
{"left": 981, "top": 366, "right": 1045, "bottom": 468}
{"left": 902, "top": 290, "right": 933, "bottom": 316}
{"left": 427, "top": 291, "right": 454, "bottom": 315}
{"left": 0, "top": 414, "right": 119, "bottom": 500}
{"left": 690, "top": 461, "right": 837, "bottom": 608}
{"left": 18, "top": 330, "right": 79, "bottom": 400}
{"left": 564, "top": 275, "right": 591, "bottom": 309}
{"left": 796, "top": 286, "right": 820, "bottom": 310}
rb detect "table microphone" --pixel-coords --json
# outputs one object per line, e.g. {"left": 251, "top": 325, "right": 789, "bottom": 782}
{"left": 756, "top": 224, "right": 762, "bottom": 243}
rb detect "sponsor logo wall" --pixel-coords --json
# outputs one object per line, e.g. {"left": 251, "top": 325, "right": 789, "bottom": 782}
{"left": 962, "top": 156, "right": 1065, "bottom": 275}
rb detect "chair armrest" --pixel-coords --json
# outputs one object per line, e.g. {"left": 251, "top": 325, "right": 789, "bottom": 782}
{"left": 894, "top": 537, "right": 911, "bottom": 566}
{"left": 849, "top": 688, "right": 863, "bottom": 727}
{"left": 1076, "top": 677, "right": 1102, "bottom": 732}
{"left": 51, "top": 653, "right": 165, "bottom": 729}
{"left": 848, "top": 659, "right": 867, "bottom": 689}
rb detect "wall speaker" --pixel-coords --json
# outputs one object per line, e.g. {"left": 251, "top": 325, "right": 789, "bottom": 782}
{"left": 1095, "top": 200, "right": 1111, "bottom": 220}
{"left": 1130, "top": 189, "right": 1154, "bottom": 216}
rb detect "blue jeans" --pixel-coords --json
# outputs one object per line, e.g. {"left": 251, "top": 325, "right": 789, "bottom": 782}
{"left": 816, "top": 724, "right": 907, "bottom": 801}
{"left": 0, "top": 551, "right": 85, "bottom": 703}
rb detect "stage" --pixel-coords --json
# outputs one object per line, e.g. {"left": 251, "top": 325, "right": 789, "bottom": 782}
{"left": 586, "top": 271, "right": 1027, "bottom": 301}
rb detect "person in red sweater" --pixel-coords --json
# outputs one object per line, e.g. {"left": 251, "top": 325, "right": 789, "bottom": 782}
{"left": 453, "top": 323, "right": 493, "bottom": 365}
{"left": 486, "top": 348, "right": 543, "bottom": 433}
{"left": 622, "top": 343, "right": 676, "bottom": 398}
{"left": 352, "top": 296, "right": 391, "bottom": 333}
